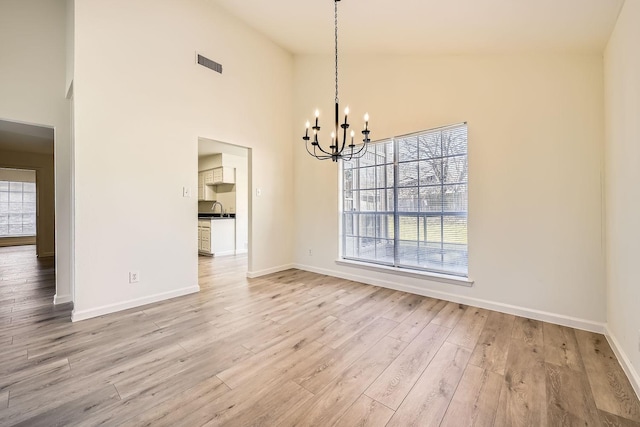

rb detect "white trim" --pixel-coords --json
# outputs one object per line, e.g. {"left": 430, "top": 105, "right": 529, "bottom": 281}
{"left": 70, "top": 285, "right": 200, "bottom": 322}
{"left": 294, "top": 263, "right": 606, "bottom": 334}
{"left": 235, "top": 249, "right": 248, "bottom": 255}
{"left": 53, "top": 293, "right": 72, "bottom": 304}
{"left": 605, "top": 327, "right": 640, "bottom": 401}
{"left": 246, "top": 264, "right": 295, "bottom": 279}
{"left": 336, "top": 258, "right": 473, "bottom": 286}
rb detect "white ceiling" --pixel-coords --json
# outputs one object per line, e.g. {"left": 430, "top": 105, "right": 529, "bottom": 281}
{"left": 213, "top": 0, "right": 624, "bottom": 55}
{"left": 0, "top": 120, "right": 54, "bottom": 155}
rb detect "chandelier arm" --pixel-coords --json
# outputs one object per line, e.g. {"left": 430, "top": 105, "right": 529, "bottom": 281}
{"left": 313, "top": 143, "right": 332, "bottom": 160}
{"left": 314, "top": 139, "right": 335, "bottom": 156}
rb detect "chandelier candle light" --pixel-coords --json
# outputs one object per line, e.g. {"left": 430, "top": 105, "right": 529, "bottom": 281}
{"left": 302, "top": 0, "right": 371, "bottom": 162}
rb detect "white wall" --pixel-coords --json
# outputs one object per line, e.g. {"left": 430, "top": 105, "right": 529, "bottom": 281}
{"left": 293, "top": 53, "right": 606, "bottom": 327}
{"left": 604, "top": 0, "right": 640, "bottom": 392}
{"left": 0, "top": 0, "right": 73, "bottom": 303}
{"left": 72, "top": 0, "right": 294, "bottom": 320}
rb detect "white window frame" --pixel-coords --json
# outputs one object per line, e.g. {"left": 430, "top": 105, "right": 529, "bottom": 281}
{"left": 338, "top": 123, "right": 470, "bottom": 281}
{"left": 0, "top": 180, "right": 37, "bottom": 238}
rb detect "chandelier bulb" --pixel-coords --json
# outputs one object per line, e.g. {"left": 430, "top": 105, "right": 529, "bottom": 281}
{"left": 315, "top": 109, "right": 320, "bottom": 118}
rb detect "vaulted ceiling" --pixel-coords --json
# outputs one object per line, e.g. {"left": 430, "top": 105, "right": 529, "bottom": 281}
{"left": 213, "top": 0, "right": 624, "bottom": 55}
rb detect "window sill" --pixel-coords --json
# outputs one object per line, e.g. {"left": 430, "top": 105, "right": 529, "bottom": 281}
{"left": 335, "top": 258, "right": 474, "bottom": 287}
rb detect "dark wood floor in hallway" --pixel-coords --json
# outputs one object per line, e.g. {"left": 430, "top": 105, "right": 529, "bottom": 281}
{"left": 1, "top": 245, "right": 639, "bottom": 426}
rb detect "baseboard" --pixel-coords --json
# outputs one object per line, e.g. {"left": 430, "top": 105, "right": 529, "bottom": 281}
{"left": 235, "top": 249, "right": 248, "bottom": 255}
{"left": 293, "top": 263, "right": 606, "bottom": 334}
{"left": 71, "top": 285, "right": 200, "bottom": 322}
{"left": 247, "top": 264, "right": 295, "bottom": 279}
{"left": 53, "top": 293, "right": 72, "bottom": 304}
{"left": 605, "top": 327, "right": 640, "bottom": 400}
{"left": 39, "top": 251, "right": 55, "bottom": 258}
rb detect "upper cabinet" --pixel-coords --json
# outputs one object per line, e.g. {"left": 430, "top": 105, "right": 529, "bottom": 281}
{"left": 198, "top": 171, "right": 216, "bottom": 201}
{"left": 203, "top": 169, "right": 215, "bottom": 185}
{"left": 212, "top": 167, "right": 235, "bottom": 185}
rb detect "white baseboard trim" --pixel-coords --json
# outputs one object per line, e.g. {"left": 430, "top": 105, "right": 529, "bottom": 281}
{"left": 247, "top": 264, "right": 295, "bottom": 279}
{"left": 605, "top": 327, "right": 640, "bottom": 400}
{"left": 235, "top": 249, "right": 248, "bottom": 255}
{"left": 293, "top": 263, "right": 606, "bottom": 334}
{"left": 71, "top": 285, "right": 200, "bottom": 322}
{"left": 53, "top": 293, "right": 72, "bottom": 304}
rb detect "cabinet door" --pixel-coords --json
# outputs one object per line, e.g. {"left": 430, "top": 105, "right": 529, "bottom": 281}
{"left": 204, "top": 169, "right": 214, "bottom": 185}
{"left": 201, "top": 239, "right": 211, "bottom": 252}
{"left": 212, "top": 168, "right": 223, "bottom": 184}
{"left": 198, "top": 228, "right": 202, "bottom": 250}
{"left": 197, "top": 172, "right": 205, "bottom": 201}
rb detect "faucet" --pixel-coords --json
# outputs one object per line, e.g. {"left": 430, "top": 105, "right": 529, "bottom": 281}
{"left": 211, "top": 201, "right": 224, "bottom": 216}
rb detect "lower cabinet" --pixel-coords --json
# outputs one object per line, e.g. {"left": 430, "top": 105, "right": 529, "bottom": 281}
{"left": 198, "top": 219, "right": 235, "bottom": 256}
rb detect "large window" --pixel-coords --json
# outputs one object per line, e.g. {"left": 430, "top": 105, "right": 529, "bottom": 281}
{"left": 0, "top": 181, "right": 37, "bottom": 237}
{"left": 342, "top": 123, "right": 468, "bottom": 277}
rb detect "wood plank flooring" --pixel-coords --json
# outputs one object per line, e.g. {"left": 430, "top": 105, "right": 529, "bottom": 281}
{"left": 1, "top": 245, "right": 639, "bottom": 426}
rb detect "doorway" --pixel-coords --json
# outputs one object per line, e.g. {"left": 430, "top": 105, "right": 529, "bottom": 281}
{"left": 197, "top": 138, "right": 251, "bottom": 275}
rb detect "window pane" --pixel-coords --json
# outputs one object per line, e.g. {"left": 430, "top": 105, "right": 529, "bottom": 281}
{"left": 443, "top": 128, "right": 467, "bottom": 156}
{"left": 359, "top": 167, "right": 376, "bottom": 189}
{"left": 443, "top": 155, "right": 467, "bottom": 184}
{"left": 398, "top": 136, "right": 418, "bottom": 162}
{"left": 419, "top": 132, "right": 441, "bottom": 158}
{"left": 23, "top": 182, "right": 36, "bottom": 192}
{"left": 9, "top": 182, "right": 22, "bottom": 191}
{"left": 376, "top": 165, "right": 386, "bottom": 188}
{"left": 0, "top": 191, "right": 8, "bottom": 202}
{"left": 9, "top": 192, "right": 22, "bottom": 203}
{"left": 419, "top": 159, "right": 441, "bottom": 185}
{"left": 23, "top": 192, "right": 36, "bottom": 203}
{"left": 375, "top": 239, "right": 394, "bottom": 264}
{"left": 443, "top": 185, "right": 467, "bottom": 212}
{"left": 0, "top": 182, "right": 8, "bottom": 191}
{"left": 398, "top": 187, "right": 418, "bottom": 212}
{"left": 398, "top": 162, "right": 418, "bottom": 187}
{"left": 420, "top": 187, "right": 442, "bottom": 212}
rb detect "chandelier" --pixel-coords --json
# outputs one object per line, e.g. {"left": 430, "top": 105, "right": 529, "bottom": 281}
{"left": 302, "top": 0, "right": 371, "bottom": 162}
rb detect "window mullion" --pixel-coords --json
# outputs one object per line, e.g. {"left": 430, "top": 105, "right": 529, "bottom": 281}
{"left": 393, "top": 137, "right": 399, "bottom": 267}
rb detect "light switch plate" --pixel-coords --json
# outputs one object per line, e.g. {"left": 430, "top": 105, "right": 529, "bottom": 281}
{"left": 256, "top": 188, "right": 262, "bottom": 197}
{"left": 183, "top": 186, "right": 191, "bottom": 198}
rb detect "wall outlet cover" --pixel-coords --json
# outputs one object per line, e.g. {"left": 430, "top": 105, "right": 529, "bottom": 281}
{"left": 129, "top": 271, "right": 140, "bottom": 283}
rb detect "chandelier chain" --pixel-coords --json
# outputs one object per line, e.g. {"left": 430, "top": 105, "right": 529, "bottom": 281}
{"left": 334, "top": 0, "right": 339, "bottom": 104}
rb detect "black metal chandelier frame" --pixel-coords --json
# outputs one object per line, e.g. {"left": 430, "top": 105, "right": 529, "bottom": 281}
{"left": 302, "top": 0, "right": 371, "bottom": 162}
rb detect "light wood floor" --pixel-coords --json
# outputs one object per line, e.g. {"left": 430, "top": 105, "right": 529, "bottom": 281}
{"left": 1, "top": 246, "right": 639, "bottom": 426}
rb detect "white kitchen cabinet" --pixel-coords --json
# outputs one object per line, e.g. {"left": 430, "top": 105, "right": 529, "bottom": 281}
{"left": 212, "top": 167, "right": 235, "bottom": 185}
{"left": 198, "top": 218, "right": 235, "bottom": 256}
{"left": 203, "top": 169, "right": 215, "bottom": 185}
{"left": 198, "top": 171, "right": 216, "bottom": 201}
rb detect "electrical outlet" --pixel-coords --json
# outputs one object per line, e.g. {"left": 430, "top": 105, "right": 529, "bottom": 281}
{"left": 308, "top": 249, "right": 312, "bottom": 256}
{"left": 256, "top": 188, "right": 262, "bottom": 197}
{"left": 129, "top": 271, "right": 140, "bottom": 283}
{"left": 182, "top": 186, "right": 191, "bottom": 198}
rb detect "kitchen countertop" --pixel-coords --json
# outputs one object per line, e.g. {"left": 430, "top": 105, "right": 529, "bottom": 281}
{"left": 198, "top": 213, "right": 235, "bottom": 219}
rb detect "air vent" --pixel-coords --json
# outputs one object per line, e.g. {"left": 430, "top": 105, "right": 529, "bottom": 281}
{"left": 197, "top": 54, "right": 222, "bottom": 74}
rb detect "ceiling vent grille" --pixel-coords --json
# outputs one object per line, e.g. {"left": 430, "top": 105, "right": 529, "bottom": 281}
{"left": 197, "top": 54, "right": 222, "bottom": 74}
